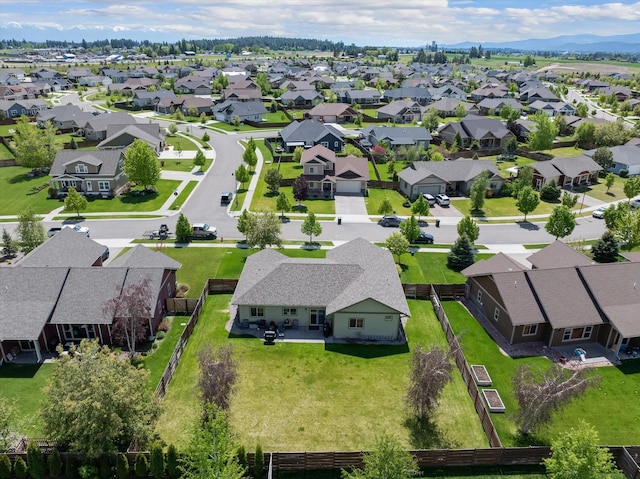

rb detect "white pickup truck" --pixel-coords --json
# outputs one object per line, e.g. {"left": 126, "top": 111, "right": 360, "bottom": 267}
{"left": 48, "top": 224, "right": 91, "bottom": 237}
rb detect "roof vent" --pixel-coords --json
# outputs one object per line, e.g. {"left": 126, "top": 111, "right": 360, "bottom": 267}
{"left": 514, "top": 281, "right": 518, "bottom": 288}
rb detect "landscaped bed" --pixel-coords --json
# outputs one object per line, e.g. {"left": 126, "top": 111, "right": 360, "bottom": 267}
{"left": 471, "top": 364, "right": 492, "bottom": 386}
{"left": 482, "top": 389, "right": 506, "bottom": 413}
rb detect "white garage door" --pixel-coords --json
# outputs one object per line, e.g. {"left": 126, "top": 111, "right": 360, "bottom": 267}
{"left": 418, "top": 185, "right": 441, "bottom": 195}
{"left": 336, "top": 181, "right": 361, "bottom": 194}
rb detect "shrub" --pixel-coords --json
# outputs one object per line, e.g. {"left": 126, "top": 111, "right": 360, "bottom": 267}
{"left": 27, "top": 441, "right": 46, "bottom": 479}
{"left": 48, "top": 450, "right": 62, "bottom": 478}
{"left": 620, "top": 169, "right": 629, "bottom": 178}
{"left": 202, "top": 132, "right": 210, "bottom": 142}
{"left": 134, "top": 454, "right": 147, "bottom": 478}
{"left": 253, "top": 444, "right": 264, "bottom": 479}
{"left": 115, "top": 455, "right": 129, "bottom": 479}
{"left": 235, "top": 445, "right": 247, "bottom": 472}
{"left": 0, "top": 454, "right": 12, "bottom": 479}
{"left": 149, "top": 444, "right": 164, "bottom": 479}
{"left": 166, "top": 445, "right": 179, "bottom": 479}
{"left": 540, "top": 180, "right": 561, "bottom": 202}
{"left": 157, "top": 321, "right": 170, "bottom": 332}
{"left": 65, "top": 457, "right": 78, "bottom": 479}
{"left": 99, "top": 455, "right": 113, "bottom": 479}
{"left": 14, "top": 457, "right": 28, "bottom": 479}
{"left": 155, "top": 331, "right": 166, "bottom": 340}
{"left": 78, "top": 465, "right": 98, "bottom": 479}
{"left": 500, "top": 181, "right": 514, "bottom": 197}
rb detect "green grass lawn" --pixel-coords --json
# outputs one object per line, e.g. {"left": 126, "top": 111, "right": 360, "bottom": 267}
{"left": 169, "top": 181, "right": 197, "bottom": 210}
{"left": 454, "top": 196, "right": 565, "bottom": 218}
{"left": 278, "top": 160, "right": 303, "bottom": 179}
{"left": 155, "top": 295, "right": 488, "bottom": 451}
{"left": 165, "top": 135, "right": 198, "bottom": 151}
{"left": 0, "top": 166, "right": 58, "bottom": 215}
{"left": 161, "top": 157, "right": 211, "bottom": 173}
{"left": 0, "top": 142, "right": 15, "bottom": 159}
{"left": 549, "top": 146, "right": 585, "bottom": 158}
{"left": 139, "top": 316, "right": 186, "bottom": 392}
{"left": 207, "top": 122, "right": 256, "bottom": 133}
{"left": 577, "top": 177, "right": 630, "bottom": 203}
{"left": 365, "top": 188, "right": 415, "bottom": 217}
{"left": 400, "top": 252, "right": 492, "bottom": 284}
{"left": 443, "top": 300, "right": 640, "bottom": 447}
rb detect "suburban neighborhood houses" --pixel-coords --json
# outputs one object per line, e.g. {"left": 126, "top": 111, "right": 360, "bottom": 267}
{"left": 1, "top": 30, "right": 640, "bottom": 479}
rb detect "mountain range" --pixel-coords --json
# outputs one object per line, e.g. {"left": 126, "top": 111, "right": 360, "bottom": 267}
{"left": 442, "top": 33, "right": 640, "bottom": 54}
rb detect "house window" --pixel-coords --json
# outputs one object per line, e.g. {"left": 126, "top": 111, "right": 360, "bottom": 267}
{"left": 493, "top": 308, "right": 500, "bottom": 321}
{"left": 310, "top": 309, "right": 325, "bottom": 326}
{"left": 250, "top": 307, "right": 264, "bottom": 317}
{"left": 562, "top": 326, "right": 593, "bottom": 342}
{"left": 309, "top": 181, "right": 318, "bottom": 189}
{"left": 476, "top": 290, "right": 483, "bottom": 304}
{"left": 522, "top": 324, "right": 538, "bottom": 336}
{"left": 334, "top": 141, "right": 339, "bottom": 148}
{"left": 75, "top": 164, "right": 88, "bottom": 174}
{"left": 349, "top": 318, "right": 364, "bottom": 329}
{"left": 309, "top": 167, "right": 316, "bottom": 174}
{"left": 321, "top": 142, "right": 329, "bottom": 148}
{"left": 325, "top": 163, "right": 332, "bottom": 170}
{"left": 63, "top": 324, "right": 96, "bottom": 341}
{"left": 283, "top": 308, "right": 297, "bottom": 316}
{"left": 98, "top": 181, "right": 110, "bottom": 191}
{"left": 385, "top": 315, "right": 393, "bottom": 322}
{"left": 86, "top": 182, "right": 92, "bottom": 192}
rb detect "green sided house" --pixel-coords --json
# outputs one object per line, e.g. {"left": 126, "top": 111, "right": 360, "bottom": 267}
{"left": 231, "top": 238, "right": 410, "bottom": 341}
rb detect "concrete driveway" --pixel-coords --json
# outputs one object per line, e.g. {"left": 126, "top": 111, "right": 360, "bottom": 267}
{"left": 334, "top": 194, "right": 369, "bottom": 221}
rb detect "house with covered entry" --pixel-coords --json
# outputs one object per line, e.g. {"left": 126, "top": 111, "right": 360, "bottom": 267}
{"left": 529, "top": 156, "right": 602, "bottom": 190}
{"left": 231, "top": 238, "right": 410, "bottom": 341}
{"left": 438, "top": 117, "right": 515, "bottom": 150}
{"left": 306, "top": 103, "right": 358, "bottom": 124}
{"left": 583, "top": 144, "right": 640, "bottom": 177}
{"left": 375, "top": 100, "right": 423, "bottom": 124}
{"left": 461, "top": 240, "right": 640, "bottom": 356}
{"left": 360, "top": 125, "right": 432, "bottom": 151}
{"left": 278, "top": 119, "right": 344, "bottom": 153}
{"left": 300, "top": 145, "right": 369, "bottom": 197}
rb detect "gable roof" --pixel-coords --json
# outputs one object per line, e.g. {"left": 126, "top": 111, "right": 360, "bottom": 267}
{"left": 397, "top": 159, "right": 502, "bottom": 186}
{"left": 363, "top": 126, "right": 432, "bottom": 145}
{"left": 19, "top": 228, "right": 108, "bottom": 268}
{"left": 527, "top": 240, "right": 593, "bottom": 269}
{"left": 108, "top": 244, "right": 181, "bottom": 270}
{"left": 335, "top": 156, "right": 369, "bottom": 181}
{"left": 461, "top": 252, "right": 526, "bottom": 277}
{"left": 279, "top": 119, "right": 344, "bottom": 144}
{"left": 50, "top": 149, "right": 124, "bottom": 177}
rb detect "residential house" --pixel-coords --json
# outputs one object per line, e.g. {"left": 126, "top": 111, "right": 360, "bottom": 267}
{"left": 469, "top": 84, "right": 509, "bottom": 101}
{"left": 231, "top": 238, "right": 410, "bottom": 341}
{"left": 475, "top": 98, "right": 523, "bottom": 116}
{"left": 375, "top": 100, "right": 422, "bottom": 124}
{"left": 341, "top": 89, "right": 381, "bottom": 105}
{"left": 278, "top": 119, "right": 344, "bottom": 153}
{"left": 519, "top": 85, "right": 559, "bottom": 103}
{"left": 223, "top": 87, "right": 263, "bottom": 101}
{"left": 78, "top": 75, "right": 111, "bottom": 88}
{"left": 397, "top": 159, "right": 504, "bottom": 199}
{"left": 429, "top": 85, "right": 467, "bottom": 100}
{"left": 132, "top": 89, "right": 176, "bottom": 109}
{"left": 529, "top": 156, "right": 602, "bottom": 190}
{"left": 427, "top": 98, "right": 474, "bottom": 118}
{"left": 280, "top": 89, "right": 324, "bottom": 107}
{"left": 300, "top": 145, "right": 369, "bottom": 197}
{"left": 0, "top": 99, "right": 47, "bottom": 118}
{"left": 212, "top": 100, "right": 267, "bottom": 124}
{"left": 0, "top": 85, "right": 29, "bottom": 100}
{"left": 174, "top": 76, "right": 212, "bottom": 95}
{"left": 528, "top": 100, "right": 575, "bottom": 116}
{"left": 306, "top": 103, "right": 358, "bottom": 124}
{"left": 382, "top": 87, "right": 432, "bottom": 105}
{"left": 438, "top": 117, "right": 515, "bottom": 150}
{"left": 97, "top": 123, "right": 165, "bottom": 154}
{"left": 0, "top": 236, "right": 180, "bottom": 364}
{"left": 462, "top": 241, "right": 640, "bottom": 354}
{"left": 583, "top": 144, "right": 640, "bottom": 176}
{"left": 360, "top": 125, "right": 431, "bottom": 150}
{"left": 36, "top": 104, "right": 93, "bottom": 131}
{"left": 82, "top": 112, "right": 139, "bottom": 141}
{"left": 49, "top": 149, "right": 128, "bottom": 197}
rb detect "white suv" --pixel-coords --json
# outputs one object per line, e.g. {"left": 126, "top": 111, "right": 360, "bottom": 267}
{"left": 422, "top": 193, "right": 436, "bottom": 206}
{"left": 435, "top": 194, "right": 450, "bottom": 206}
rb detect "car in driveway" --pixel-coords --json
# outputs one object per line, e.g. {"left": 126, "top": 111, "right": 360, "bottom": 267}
{"left": 592, "top": 206, "right": 608, "bottom": 219}
{"left": 191, "top": 223, "right": 217, "bottom": 239}
{"left": 435, "top": 194, "right": 450, "bottom": 206}
{"left": 422, "top": 193, "right": 436, "bottom": 206}
{"left": 378, "top": 215, "right": 404, "bottom": 227}
{"left": 413, "top": 230, "right": 434, "bottom": 244}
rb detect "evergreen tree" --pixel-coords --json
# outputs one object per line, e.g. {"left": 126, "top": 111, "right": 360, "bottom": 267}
{"left": 447, "top": 235, "right": 475, "bottom": 272}
{"left": 253, "top": 444, "right": 264, "bottom": 479}
{"left": 1, "top": 228, "right": 17, "bottom": 258}
{"left": 591, "top": 230, "right": 619, "bottom": 263}
{"left": 149, "top": 443, "right": 164, "bottom": 479}
{"left": 47, "top": 449, "right": 62, "bottom": 479}
{"left": 166, "top": 445, "right": 179, "bottom": 479}
{"left": 115, "top": 454, "right": 129, "bottom": 479}
{"left": 134, "top": 454, "right": 148, "bottom": 478}
{"left": 0, "top": 455, "right": 12, "bottom": 479}
{"left": 14, "top": 457, "right": 28, "bottom": 479}
{"left": 26, "top": 441, "right": 45, "bottom": 479}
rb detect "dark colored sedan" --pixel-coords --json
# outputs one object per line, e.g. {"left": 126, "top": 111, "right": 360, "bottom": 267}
{"left": 413, "top": 230, "right": 434, "bottom": 244}
{"left": 378, "top": 215, "right": 404, "bottom": 227}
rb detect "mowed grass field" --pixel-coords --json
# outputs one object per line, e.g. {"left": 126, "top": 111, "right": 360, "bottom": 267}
{"left": 155, "top": 295, "right": 489, "bottom": 451}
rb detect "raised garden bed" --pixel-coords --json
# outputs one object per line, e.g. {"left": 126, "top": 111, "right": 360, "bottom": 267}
{"left": 471, "top": 364, "right": 492, "bottom": 386}
{"left": 482, "top": 389, "right": 505, "bottom": 413}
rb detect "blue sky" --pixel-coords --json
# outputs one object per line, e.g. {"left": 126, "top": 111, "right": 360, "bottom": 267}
{"left": 0, "top": 1, "right": 639, "bottom": 46}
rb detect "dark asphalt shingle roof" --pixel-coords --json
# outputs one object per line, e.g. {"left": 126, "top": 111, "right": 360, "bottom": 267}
{"left": 108, "top": 244, "right": 181, "bottom": 270}
{"left": 19, "top": 227, "right": 108, "bottom": 268}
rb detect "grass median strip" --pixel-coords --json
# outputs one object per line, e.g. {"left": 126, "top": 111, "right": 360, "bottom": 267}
{"left": 169, "top": 181, "right": 198, "bottom": 210}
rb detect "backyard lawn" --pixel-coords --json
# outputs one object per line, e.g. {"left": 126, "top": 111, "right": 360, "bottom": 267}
{"left": 443, "top": 300, "right": 640, "bottom": 447}
{"left": 155, "top": 295, "right": 488, "bottom": 451}
{"left": 0, "top": 166, "right": 57, "bottom": 215}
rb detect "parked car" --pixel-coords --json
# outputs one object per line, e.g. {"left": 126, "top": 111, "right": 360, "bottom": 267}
{"left": 220, "top": 192, "right": 233, "bottom": 205}
{"left": 191, "top": 223, "right": 217, "bottom": 239}
{"left": 631, "top": 198, "right": 640, "bottom": 209}
{"left": 592, "top": 206, "right": 608, "bottom": 219}
{"left": 435, "top": 194, "right": 450, "bottom": 206}
{"left": 378, "top": 215, "right": 404, "bottom": 227}
{"left": 422, "top": 193, "right": 436, "bottom": 206}
{"left": 49, "top": 224, "right": 90, "bottom": 237}
{"left": 413, "top": 230, "right": 434, "bottom": 244}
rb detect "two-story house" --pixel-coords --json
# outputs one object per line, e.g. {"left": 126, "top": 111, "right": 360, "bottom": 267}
{"left": 300, "top": 145, "right": 369, "bottom": 197}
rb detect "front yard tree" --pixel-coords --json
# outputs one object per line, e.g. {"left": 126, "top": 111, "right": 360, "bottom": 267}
{"left": 378, "top": 197, "right": 393, "bottom": 216}
{"left": 513, "top": 363, "right": 599, "bottom": 435}
{"left": 242, "top": 147, "right": 257, "bottom": 172}
{"left": 301, "top": 212, "right": 322, "bottom": 243}
{"left": 16, "top": 208, "right": 46, "bottom": 254}
{"left": 470, "top": 171, "right": 489, "bottom": 212}
{"left": 457, "top": 216, "right": 480, "bottom": 244}
{"left": 400, "top": 215, "right": 420, "bottom": 244}
{"left": 176, "top": 213, "right": 192, "bottom": 242}
{"left": 422, "top": 108, "right": 440, "bottom": 133}
{"left": 544, "top": 420, "right": 619, "bottom": 479}
{"left": 623, "top": 176, "right": 640, "bottom": 201}
{"left": 527, "top": 112, "right": 558, "bottom": 152}
{"left": 406, "top": 345, "right": 454, "bottom": 420}
{"left": 198, "top": 344, "right": 237, "bottom": 411}
{"left": 605, "top": 173, "right": 615, "bottom": 193}
{"left": 236, "top": 210, "right": 251, "bottom": 240}
{"left": 103, "top": 276, "right": 153, "bottom": 359}
{"left": 561, "top": 191, "right": 578, "bottom": 209}
{"left": 276, "top": 193, "right": 291, "bottom": 220}
{"left": 411, "top": 194, "right": 429, "bottom": 222}
{"left": 545, "top": 205, "right": 576, "bottom": 239}
{"left": 235, "top": 164, "right": 250, "bottom": 190}
{"left": 246, "top": 211, "right": 282, "bottom": 249}
{"left": 591, "top": 230, "right": 619, "bottom": 263}
{"left": 43, "top": 340, "right": 157, "bottom": 459}
{"left": 516, "top": 186, "right": 540, "bottom": 221}
{"left": 168, "top": 123, "right": 178, "bottom": 136}
{"left": 64, "top": 187, "right": 87, "bottom": 217}
{"left": 592, "top": 146, "right": 614, "bottom": 172}
{"left": 13, "top": 116, "right": 57, "bottom": 170}
{"left": 292, "top": 175, "right": 309, "bottom": 204}
{"left": 341, "top": 433, "right": 420, "bottom": 479}
{"left": 513, "top": 165, "right": 534, "bottom": 197}
{"left": 385, "top": 232, "right": 409, "bottom": 264}
{"left": 193, "top": 150, "right": 206, "bottom": 170}
{"left": 447, "top": 234, "right": 475, "bottom": 272}
{"left": 264, "top": 168, "right": 282, "bottom": 195}
{"left": 124, "top": 139, "right": 161, "bottom": 191}
{"left": 1, "top": 228, "right": 17, "bottom": 258}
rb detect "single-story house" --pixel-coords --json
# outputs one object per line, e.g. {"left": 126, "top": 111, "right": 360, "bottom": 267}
{"left": 427, "top": 98, "right": 474, "bottom": 118}
{"left": 278, "top": 119, "right": 344, "bottom": 153}
{"left": 300, "top": 145, "right": 369, "bottom": 197}
{"left": 583, "top": 145, "right": 640, "bottom": 176}
{"left": 340, "top": 89, "right": 381, "bottom": 105}
{"left": 97, "top": 123, "right": 165, "bottom": 154}
{"left": 132, "top": 89, "right": 177, "bottom": 109}
{"left": 438, "top": 117, "right": 515, "bottom": 150}
{"left": 462, "top": 241, "right": 640, "bottom": 354}
{"left": 82, "top": 112, "right": 139, "bottom": 141}
{"left": 530, "top": 156, "right": 602, "bottom": 190}
{"left": 0, "top": 99, "right": 47, "bottom": 118}
{"left": 528, "top": 100, "right": 575, "bottom": 116}
{"left": 398, "top": 159, "right": 504, "bottom": 199}
{"left": 475, "top": 98, "right": 523, "bottom": 116}
{"left": 376, "top": 100, "right": 422, "bottom": 124}
{"left": 360, "top": 125, "right": 432, "bottom": 150}
{"left": 382, "top": 87, "right": 432, "bottom": 105}
{"left": 212, "top": 100, "right": 267, "bottom": 124}
{"left": 231, "top": 238, "right": 410, "bottom": 341}
{"left": 306, "top": 103, "right": 358, "bottom": 124}
{"left": 280, "top": 90, "right": 324, "bottom": 107}
{"left": 36, "top": 104, "right": 93, "bottom": 131}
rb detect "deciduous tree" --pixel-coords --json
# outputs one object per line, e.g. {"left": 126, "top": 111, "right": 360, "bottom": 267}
{"left": 64, "top": 187, "right": 87, "bottom": 217}
{"left": 13, "top": 116, "right": 57, "bottom": 170}
{"left": 176, "top": 213, "right": 192, "bottom": 242}
{"left": 527, "top": 112, "right": 558, "bottom": 152}
{"left": 406, "top": 345, "right": 454, "bottom": 420}
{"left": 235, "top": 164, "right": 250, "bottom": 190}
{"left": 385, "top": 232, "right": 409, "bottom": 264}
{"left": 0, "top": 398, "right": 15, "bottom": 453}
{"left": 516, "top": 186, "right": 540, "bottom": 221}
{"left": 422, "top": 108, "right": 440, "bottom": 133}
{"left": 245, "top": 211, "right": 282, "bottom": 249}
{"left": 623, "top": 176, "right": 640, "bottom": 201}
{"left": 16, "top": 208, "right": 46, "bottom": 254}
{"left": 292, "top": 175, "right": 309, "bottom": 204}
{"left": 193, "top": 150, "right": 206, "bottom": 170}
{"left": 411, "top": 195, "right": 429, "bottom": 222}
{"left": 341, "top": 434, "right": 420, "bottom": 479}
{"left": 594, "top": 119, "right": 630, "bottom": 147}
{"left": 198, "top": 344, "right": 237, "bottom": 411}
{"left": 457, "top": 215, "right": 480, "bottom": 243}
{"left": 292, "top": 146, "right": 304, "bottom": 163}
{"left": 43, "top": 340, "right": 157, "bottom": 458}
{"left": 592, "top": 146, "right": 613, "bottom": 171}
{"left": 561, "top": 191, "right": 578, "bottom": 209}
{"left": 276, "top": 193, "right": 291, "bottom": 220}
{"left": 242, "top": 147, "right": 257, "bottom": 172}
{"left": 513, "top": 363, "right": 598, "bottom": 435}
{"left": 513, "top": 165, "right": 534, "bottom": 197}
{"left": 301, "top": 212, "right": 322, "bottom": 243}
{"left": 264, "top": 168, "right": 282, "bottom": 194}
{"left": 574, "top": 121, "right": 596, "bottom": 148}
{"left": 400, "top": 215, "right": 420, "bottom": 244}
{"left": 605, "top": 173, "right": 615, "bottom": 193}
{"left": 470, "top": 171, "right": 488, "bottom": 212}
{"left": 123, "top": 139, "right": 161, "bottom": 191}
{"left": 378, "top": 197, "right": 393, "bottom": 216}
{"left": 454, "top": 103, "right": 467, "bottom": 120}
{"left": 103, "top": 276, "right": 154, "bottom": 359}
{"left": 545, "top": 205, "right": 576, "bottom": 239}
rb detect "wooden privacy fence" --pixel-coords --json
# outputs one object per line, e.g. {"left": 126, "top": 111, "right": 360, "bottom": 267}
{"left": 431, "top": 290, "right": 502, "bottom": 448}
{"left": 403, "top": 283, "right": 466, "bottom": 300}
